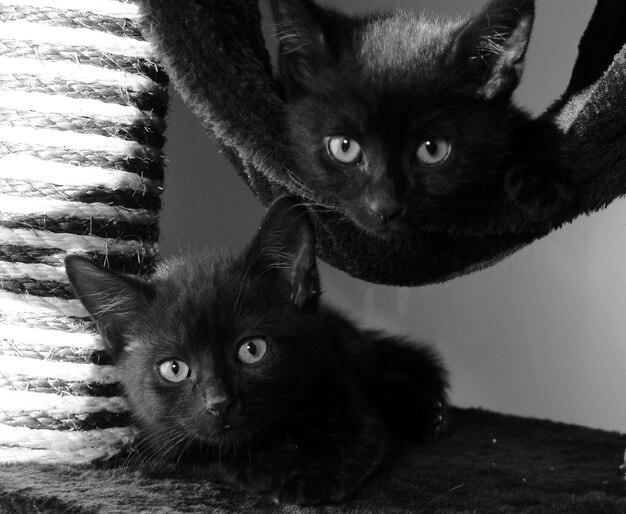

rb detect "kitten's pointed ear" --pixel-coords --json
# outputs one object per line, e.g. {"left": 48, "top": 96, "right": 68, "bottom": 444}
{"left": 246, "top": 196, "right": 319, "bottom": 309}
{"left": 65, "top": 255, "right": 153, "bottom": 361}
{"left": 271, "top": 0, "right": 333, "bottom": 97}
{"left": 451, "top": 0, "right": 534, "bottom": 101}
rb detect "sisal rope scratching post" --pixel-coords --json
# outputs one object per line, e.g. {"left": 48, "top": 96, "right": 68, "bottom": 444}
{"left": 0, "top": 0, "right": 167, "bottom": 463}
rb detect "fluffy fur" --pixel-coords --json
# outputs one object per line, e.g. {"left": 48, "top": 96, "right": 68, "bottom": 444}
{"left": 272, "top": 0, "right": 575, "bottom": 239}
{"left": 65, "top": 196, "right": 447, "bottom": 505}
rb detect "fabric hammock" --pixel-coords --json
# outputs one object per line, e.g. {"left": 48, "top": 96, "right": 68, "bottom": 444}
{"left": 136, "top": 0, "right": 626, "bottom": 286}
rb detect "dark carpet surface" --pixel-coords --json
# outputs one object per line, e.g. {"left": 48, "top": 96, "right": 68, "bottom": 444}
{"left": 1, "top": 408, "right": 625, "bottom": 513}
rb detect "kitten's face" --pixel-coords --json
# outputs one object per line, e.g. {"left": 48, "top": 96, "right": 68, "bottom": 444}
{"left": 65, "top": 198, "right": 323, "bottom": 459}
{"left": 273, "top": 0, "right": 535, "bottom": 238}
{"left": 116, "top": 259, "right": 321, "bottom": 454}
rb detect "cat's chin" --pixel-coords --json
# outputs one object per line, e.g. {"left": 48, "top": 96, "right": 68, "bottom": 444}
{"left": 352, "top": 216, "right": 411, "bottom": 242}
{"left": 341, "top": 204, "right": 414, "bottom": 241}
{"left": 192, "top": 426, "right": 253, "bottom": 452}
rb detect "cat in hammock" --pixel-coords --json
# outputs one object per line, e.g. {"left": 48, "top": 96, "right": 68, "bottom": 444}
{"left": 271, "top": 0, "right": 574, "bottom": 239}
{"left": 65, "top": 196, "right": 447, "bottom": 505}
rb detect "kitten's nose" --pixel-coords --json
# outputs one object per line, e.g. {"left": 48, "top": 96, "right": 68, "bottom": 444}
{"left": 207, "top": 397, "right": 234, "bottom": 418}
{"left": 370, "top": 202, "right": 404, "bottom": 224}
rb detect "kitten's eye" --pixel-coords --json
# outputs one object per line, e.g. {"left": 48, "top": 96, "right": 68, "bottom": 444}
{"left": 326, "top": 135, "right": 363, "bottom": 165}
{"left": 415, "top": 138, "right": 452, "bottom": 167}
{"left": 237, "top": 337, "right": 268, "bottom": 365}
{"left": 157, "top": 359, "right": 191, "bottom": 383}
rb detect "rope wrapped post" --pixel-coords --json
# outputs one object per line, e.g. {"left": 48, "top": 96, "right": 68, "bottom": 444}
{"left": 0, "top": 0, "right": 167, "bottom": 463}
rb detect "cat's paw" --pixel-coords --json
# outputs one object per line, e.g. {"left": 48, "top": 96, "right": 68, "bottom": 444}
{"left": 379, "top": 385, "right": 447, "bottom": 441}
{"left": 240, "top": 443, "right": 299, "bottom": 495}
{"left": 243, "top": 459, "right": 346, "bottom": 505}
{"left": 428, "top": 399, "right": 446, "bottom": 440}
{"left": 505, "top": 163, "right": 574, "bottom": 222}
{"left": 241, "top": 445, "right": 350, "bottom": 505}
{"left": 274, "top": 468, "right": 346, "bottom": 505}
{"left": 407, "top": 396, "right": 446, "bottom": 440}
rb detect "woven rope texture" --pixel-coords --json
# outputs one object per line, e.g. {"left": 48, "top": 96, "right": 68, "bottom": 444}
{"left": 0, "top": 0, "right": 167, "bottom": 464}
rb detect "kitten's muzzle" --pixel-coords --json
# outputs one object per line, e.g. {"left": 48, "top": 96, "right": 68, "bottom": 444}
{"left": 366, "top": 196, "right": 405, "bottom": 225}
{"left": 371, "top": 205, "right": 404, "bottom": 224}
{"left": 207, "top": 397, "right": 235, "bottom": 422}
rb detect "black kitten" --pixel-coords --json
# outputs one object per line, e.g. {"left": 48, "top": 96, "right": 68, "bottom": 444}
{"left": 272, "top": 0, "right": 574, "bottom": 238}
{"left": 65, "top": 196, "right": 447, "bottom": 505}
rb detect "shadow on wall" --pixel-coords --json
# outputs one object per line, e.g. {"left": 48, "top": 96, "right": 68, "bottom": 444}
{"left": 160, "top": 91, "right": 265, "bottom": 257}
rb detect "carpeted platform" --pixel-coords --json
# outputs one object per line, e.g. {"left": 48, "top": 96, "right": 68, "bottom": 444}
{"left": 1, "top": 408, "right": 624, "bottom": 513}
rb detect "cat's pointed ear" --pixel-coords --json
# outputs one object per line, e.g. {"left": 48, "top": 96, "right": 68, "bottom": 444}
{"left": 271, "top": 0, "right": 334, "bottom": 97}
{"left": 450, "top": 0, "right": 534, "bottom": 101}
{"left": 65, "top": 255, "right": 153, "bottom": 362}
{"left": 246, "top": 196, "right": 319, "bottom": 310}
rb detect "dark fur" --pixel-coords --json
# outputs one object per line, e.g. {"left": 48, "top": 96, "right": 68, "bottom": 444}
{"left": 65, "top": 196, "right": 447, "bottom": 505}
{"left": 272, "top": 0, "right": 574, "bottom": 238}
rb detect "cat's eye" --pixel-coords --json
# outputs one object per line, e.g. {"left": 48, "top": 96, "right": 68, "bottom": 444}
{"left": 415, "top": 138, "right": 452, "bottom": 167}
{"left": 326, "top": 135, "right": 363, "bottom": 165}
{"left": 237, "top": 337, "right": 268, "bottom": 365}
{"left": 157, "top": 359, "right": 191, "bottom": 383}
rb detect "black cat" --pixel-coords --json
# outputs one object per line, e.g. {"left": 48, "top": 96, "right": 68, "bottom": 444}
{"left": 65, "top": 196, "right": 447, "bottom": 505}
{"left": 272, "top": 0, "right": 574, "bottom": 238}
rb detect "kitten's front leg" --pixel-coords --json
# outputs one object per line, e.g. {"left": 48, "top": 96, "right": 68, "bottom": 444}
{"left": 243, "top": 446, "right": 347, "bottom": 505}
{"left": 505, "top": 161, "right": 575, "bottom": 221}
{"left": 239, "top": 414, "right": 385, "bottom": 505}
{"left": 359, "top": 332, "right": 448, "bottom": 441}
{"left": 505, "top": 120, "right": 576, "bottom": 223}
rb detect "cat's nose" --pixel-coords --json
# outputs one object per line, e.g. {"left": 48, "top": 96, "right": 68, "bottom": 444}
{"left": 370, "top": 202, "right": 404, "bottom": 224}
{"left": 207, "top": 398, "right": 234, "bottom": 418}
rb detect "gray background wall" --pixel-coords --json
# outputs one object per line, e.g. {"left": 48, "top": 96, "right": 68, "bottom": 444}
{"left": 161, "top": 0, "right": 626, "bottom": 432}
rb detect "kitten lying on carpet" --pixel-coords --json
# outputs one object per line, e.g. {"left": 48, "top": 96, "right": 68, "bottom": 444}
{"left": 65, "top": 197, "right": 447, "bottom": 505}
{"left": 272, "top": 0, "right": 574, "bottom": 238}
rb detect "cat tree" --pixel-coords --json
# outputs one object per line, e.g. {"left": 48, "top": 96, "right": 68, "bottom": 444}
{"left": 0, "top": 0, "right": 624, "bottom": 482}
{"left": 1, "top": 0, "right": 626, "bottom": 511}
{"left": 0, "top": 0, "right": 166, "bottom": 462}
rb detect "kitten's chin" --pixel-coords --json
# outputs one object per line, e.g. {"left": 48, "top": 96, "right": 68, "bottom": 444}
{"left": 351, "top": 214, "right": 411, "bottom": 241}
{"left": 341, "top": 203, "right": 413, "bottom": 241}
{"left": 192, "top": 425, "right": 252, "bottom": 451}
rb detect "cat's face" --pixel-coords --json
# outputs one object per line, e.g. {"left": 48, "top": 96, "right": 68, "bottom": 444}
{"left": 112, "top": 262, "right": 322, "bottom": 454}
{"left": 272, "top": 0, "right": 535, "bottom": 238}
{"left": 65, "top": 198, "right": 323, "bottom": 459}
